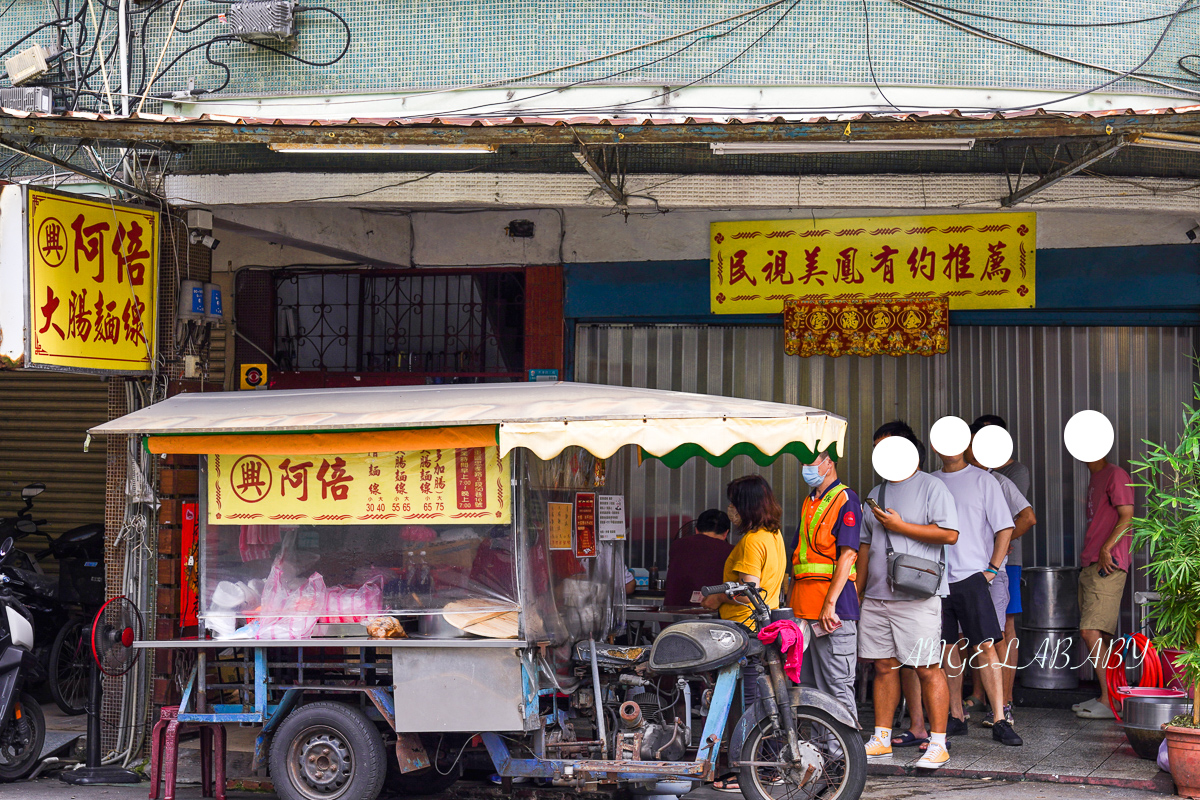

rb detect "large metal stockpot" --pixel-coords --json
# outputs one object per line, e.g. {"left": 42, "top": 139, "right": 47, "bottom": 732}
{"left": 1021, "top": 567, "right": 1081, "bottom": 630}
{"left": 1017, "top": 628, "right": 1080, "bottom": 690}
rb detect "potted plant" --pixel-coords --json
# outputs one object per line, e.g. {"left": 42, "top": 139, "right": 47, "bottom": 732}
{"left": 1131, "top": 379, "right": 1200, "bottom": 797}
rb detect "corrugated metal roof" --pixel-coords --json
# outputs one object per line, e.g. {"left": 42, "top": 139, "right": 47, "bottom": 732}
{"left": 8, "top": 103, "right": 1200, "bottom": 129}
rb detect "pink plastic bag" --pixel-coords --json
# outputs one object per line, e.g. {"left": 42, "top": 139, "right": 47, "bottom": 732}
{"left": 288, "top": 573, "right": 327, "bottom": 639}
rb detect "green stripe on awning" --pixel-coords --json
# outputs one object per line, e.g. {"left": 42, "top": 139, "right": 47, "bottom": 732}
{"left": 642, "top": 441, "right": 839, "bottom": 469}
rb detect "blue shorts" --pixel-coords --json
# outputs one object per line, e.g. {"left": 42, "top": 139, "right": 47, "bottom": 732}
{"left": 1005, "top": 565, "right": 1022, "bottom": 614}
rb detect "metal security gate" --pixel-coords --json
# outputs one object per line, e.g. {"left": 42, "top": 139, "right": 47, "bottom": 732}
{"left": 575, "top": 324, "right": 1196, "bottom": 632}
{"left": 0, "top": 370, "right": 109, "bottom": 534}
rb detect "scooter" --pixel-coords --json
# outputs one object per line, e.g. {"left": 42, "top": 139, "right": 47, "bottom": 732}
{"left": 0, "top": 536, "right": 46, "bottom": 781}
{"left": 0, "top": 483, "right": 105, "bottom": 715}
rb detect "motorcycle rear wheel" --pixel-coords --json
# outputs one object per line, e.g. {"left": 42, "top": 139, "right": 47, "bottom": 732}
{"left": 0, "top": 693, "right": 45, "bottom": 781}
{"left": 738, "top": 706, "right": 866, "bottom": 800}
{"left": 49, "top": 618, "right": 89, "bottom": 715}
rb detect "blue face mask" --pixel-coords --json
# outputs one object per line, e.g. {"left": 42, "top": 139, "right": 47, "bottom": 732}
{"left": 802, "top": 464, "right": 824, "bottom": 488}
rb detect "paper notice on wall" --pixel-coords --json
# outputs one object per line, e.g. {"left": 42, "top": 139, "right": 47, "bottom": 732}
{"left": 597, "top": 495, "right": 626, "bottom": 541}
{"left": 547, "top": 502, "right": 574, "bottom": 550}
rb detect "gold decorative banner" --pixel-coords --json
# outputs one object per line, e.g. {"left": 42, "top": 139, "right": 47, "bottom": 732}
{"left": 208, "top": 447, "right": 510, "bottom": 525}
{"left": 711, "top": 213, "right": 1035, "bottom": 314}
{"left": 784, "top": 297, "right": 949, "bottom": 358}
{"left": 27, "top": 188, "right": 160, "bottom": 373}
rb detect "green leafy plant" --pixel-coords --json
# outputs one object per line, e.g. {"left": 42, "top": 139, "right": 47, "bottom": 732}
{"left": 1130, "top": 379, "right": 1200, "bottom": 728}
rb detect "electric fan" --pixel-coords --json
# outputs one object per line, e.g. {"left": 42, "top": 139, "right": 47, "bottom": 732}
{"left": 60, "top": 596, "right": 143, "bottom": 785}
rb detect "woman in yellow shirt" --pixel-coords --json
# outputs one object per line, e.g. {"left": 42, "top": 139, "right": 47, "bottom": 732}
{"left": 701, "top": 474, "right": 788, "bottom": 630}
{"left": 701, "top": 474, "right": 788, "bottom": 793}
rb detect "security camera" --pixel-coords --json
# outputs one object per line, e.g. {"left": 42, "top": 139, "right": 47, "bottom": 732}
{"left": 1188, "top": 224, "right": 1200, "bottom": 242}
{"left": 189, "top": 230, "right": 220, "bottom": 251}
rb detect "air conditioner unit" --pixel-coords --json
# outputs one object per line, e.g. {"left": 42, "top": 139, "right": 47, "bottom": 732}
{"left": 225, "top": 0, "right": 297, "bottom": 42}
{"left": 5, "top": 44, "right": 53, "bottom": 86}
{"left": 0, "top": 87, "right": 53, "bottom": 113}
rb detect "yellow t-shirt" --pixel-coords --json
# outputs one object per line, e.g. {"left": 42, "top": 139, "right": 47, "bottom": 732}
{"left": 720, "top": 527, "right": 787, "bottom": 629}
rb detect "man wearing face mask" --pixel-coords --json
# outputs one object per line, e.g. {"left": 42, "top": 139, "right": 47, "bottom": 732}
{"left": 788, "top": 451, "right": 861, "bottom": 719}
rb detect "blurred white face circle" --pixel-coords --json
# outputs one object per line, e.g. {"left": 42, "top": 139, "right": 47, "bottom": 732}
{"left": 872, "top": 436, "right": 920, "bottom": 482}
{"left": 1064, "top": 410, "right": 1114, "bottom": 462}
{"left": 972, "top": 425, "right": 1014, "bottom": 469}
{"left": 930, "top": 416, "right": 971, "bottom": 458}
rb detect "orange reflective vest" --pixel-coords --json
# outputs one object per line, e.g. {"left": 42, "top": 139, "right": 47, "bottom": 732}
{"left": 792, "top": 484, "right": 856, "bottom": 582}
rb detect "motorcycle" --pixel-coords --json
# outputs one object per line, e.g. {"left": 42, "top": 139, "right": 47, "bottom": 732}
{"left": 0, "top": 536, "right": 46, "bottom": 781}
{"left": 0, "top": 483, "right": 105, "bottom": 715}
{"left": 552, "top": 580, "right": 867, "bottom": 800}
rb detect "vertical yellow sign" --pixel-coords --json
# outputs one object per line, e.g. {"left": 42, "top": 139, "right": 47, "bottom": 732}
{"left": 27, "top": 188, "right": 159, "bottom": 373}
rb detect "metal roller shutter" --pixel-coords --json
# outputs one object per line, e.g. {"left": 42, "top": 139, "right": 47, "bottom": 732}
{"left": 0, "top": 370, "right": 109, "bottom": 534}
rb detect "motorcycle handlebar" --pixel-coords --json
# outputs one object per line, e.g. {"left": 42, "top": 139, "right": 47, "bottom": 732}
{"left": 701, "top": 583, "right": 735, "bottom": 597}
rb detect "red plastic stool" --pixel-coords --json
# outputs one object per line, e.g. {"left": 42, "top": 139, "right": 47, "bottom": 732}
{"left": 149, "top": 706, "right": 227, "bottom": 800}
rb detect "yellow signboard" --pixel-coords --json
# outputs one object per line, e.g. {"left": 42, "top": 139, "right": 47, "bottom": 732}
{"left": 27, "top": 188, "right": 159, "bottom": 373}
{"left": 208, "top": 447, "right": 511, "bottom": 525}
{"left": 710, "top": 213, "right": 1035, "bottom": 314}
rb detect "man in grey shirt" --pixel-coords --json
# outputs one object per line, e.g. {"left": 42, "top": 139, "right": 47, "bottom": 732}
{"left": 858, "top": 421, "right": 959, "bottom": 769}
{"left": 969, "top": 415, "right": 1036, "bottom": 726}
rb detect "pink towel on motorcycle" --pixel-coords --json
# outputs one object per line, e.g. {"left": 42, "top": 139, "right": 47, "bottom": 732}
{"left": 757, "top": 620, "right": 805, "bottom": 682}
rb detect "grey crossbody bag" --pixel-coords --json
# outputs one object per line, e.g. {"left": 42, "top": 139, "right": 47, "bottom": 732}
{"left": 879, "top": 481, "right": 944, "bottom": 599}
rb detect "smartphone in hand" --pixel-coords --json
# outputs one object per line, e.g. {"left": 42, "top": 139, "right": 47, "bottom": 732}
{"left": 865, "top": 498, "right": 882, "bottom": 513}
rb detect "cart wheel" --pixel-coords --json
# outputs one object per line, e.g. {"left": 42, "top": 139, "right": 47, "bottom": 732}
{"left": 270, "top": 701, "right": 387, "bottom": 800}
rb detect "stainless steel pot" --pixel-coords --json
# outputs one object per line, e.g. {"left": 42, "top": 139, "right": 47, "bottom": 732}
{"left": 1017, "top": 628, "right": 1080, "bottom": 690}
{"left": 1020, "top": 567, "right": 1081, "bottom": 629}
{"left": 1122, "top": 696, "right": 1193, "bottom": 729}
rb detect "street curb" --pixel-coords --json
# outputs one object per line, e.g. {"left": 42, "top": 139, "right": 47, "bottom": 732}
{"left": 866, "top": 762, "right": 1176, "bottom": 794}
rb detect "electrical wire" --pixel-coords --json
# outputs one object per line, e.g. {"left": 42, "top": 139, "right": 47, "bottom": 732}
{"left": 896, "top": 0, "right": 1200, "bottom": 29}
{"left": 861, "top": 0, "right": 900, "bottom": 112}
{"left": 426, "top": 0, "right": 784, "bottom": 119}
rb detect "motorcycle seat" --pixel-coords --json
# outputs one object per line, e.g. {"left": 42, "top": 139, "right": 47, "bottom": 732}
{"left": 12, "top": 567, "right": 58, "bottom": 599}
{"left": 53, "top": 523, "right": 105, "bottom": 557}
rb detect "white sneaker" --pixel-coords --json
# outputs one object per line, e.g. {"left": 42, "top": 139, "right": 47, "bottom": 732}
{"left": 915, "top": 742, "right": 950, "bottom": 769}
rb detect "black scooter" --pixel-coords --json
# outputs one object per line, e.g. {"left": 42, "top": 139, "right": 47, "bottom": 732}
{"left": 0, "top": 536, "right": 46, "bottom": 781}
{"left": 0, "top": 483, "right": 105, "bottom": 715}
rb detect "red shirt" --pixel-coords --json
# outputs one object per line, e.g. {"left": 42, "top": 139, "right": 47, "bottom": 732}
{"left": 663, "top": 533, "right": 734, "bottom": 606}
{"left": 1080, "top": 463, "right": 1135, "bottom": 571}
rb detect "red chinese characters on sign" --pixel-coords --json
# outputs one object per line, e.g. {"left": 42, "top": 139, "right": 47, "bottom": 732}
{"left": 456, "top": 448, "right": 488, "bottom": 510}
{"left": 574, "top": 492, "right": 597, "bottom": 558}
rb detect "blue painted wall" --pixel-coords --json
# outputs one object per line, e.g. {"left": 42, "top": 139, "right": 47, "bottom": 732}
{"left": 565, "top": 244, "right": 1200, "bottom": 326}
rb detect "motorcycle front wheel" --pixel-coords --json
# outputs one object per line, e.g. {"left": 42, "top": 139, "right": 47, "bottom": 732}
{"left": 0, "top": 693, "right": 45, "bottom": 781}
{"left": 738, "top": 706, "right": 866, "bottom": 800}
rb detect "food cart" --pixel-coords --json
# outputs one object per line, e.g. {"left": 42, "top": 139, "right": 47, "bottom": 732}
{"left": 91, "top": 382, "right": 850, "bottom": 800}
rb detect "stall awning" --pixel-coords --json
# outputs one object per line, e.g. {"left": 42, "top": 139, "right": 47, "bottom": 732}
{"left": 91, "top": 382, "right": 846, "bottom": 465}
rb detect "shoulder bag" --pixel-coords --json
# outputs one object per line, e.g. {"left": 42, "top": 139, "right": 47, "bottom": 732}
{"left": 879, "top": 480, "right": 945, "bottom": 599}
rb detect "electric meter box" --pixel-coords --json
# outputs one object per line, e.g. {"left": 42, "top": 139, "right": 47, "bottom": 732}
{"left": 226, "top": 0, "right": 297, "bottom": 42}
{"left": 178, "top": 279, "right": 206, "bottom": 322}
{"left": 204, "top": 282, "right": 224, "bottom": 323}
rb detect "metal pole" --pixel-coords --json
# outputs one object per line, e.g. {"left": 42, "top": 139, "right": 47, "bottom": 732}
{"left": 118, "top": 0, "right": 129, "bottom": 117}
{"left": 588, "top": 640, "right": 608, "bottom": 759}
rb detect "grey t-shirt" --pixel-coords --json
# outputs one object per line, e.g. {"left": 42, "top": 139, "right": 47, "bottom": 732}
{"left": 933, "top": 464, "right": 1015, "bottom": 583}
{"left": 861, "top": 471, "right": 960, "bottom": 601}
{"left": 989, "top": 469, "right": 1031, "bottom": 568}
{"left": 994, "top": 461, "right": 1032, "bottom": 567}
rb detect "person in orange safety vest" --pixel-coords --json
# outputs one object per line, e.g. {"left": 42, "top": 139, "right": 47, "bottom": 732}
{"left": 788, "top": 451, "right": 862, "bottom": 719}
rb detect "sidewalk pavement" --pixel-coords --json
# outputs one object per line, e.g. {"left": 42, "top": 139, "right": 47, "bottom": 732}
{"left": 858, "top": 706, "right": 1171, "bottom": 794}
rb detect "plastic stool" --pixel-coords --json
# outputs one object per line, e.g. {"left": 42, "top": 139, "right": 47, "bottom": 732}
{"left": 149, "top": 706, "right": 227, "bottom": 800}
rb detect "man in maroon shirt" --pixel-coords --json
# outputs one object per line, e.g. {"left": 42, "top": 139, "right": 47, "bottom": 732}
{"left": 663, "top": 509, "right": 733, "bottom": 607}
{"left": 1073, "top": 455, "right": 1135, "bottom": 719}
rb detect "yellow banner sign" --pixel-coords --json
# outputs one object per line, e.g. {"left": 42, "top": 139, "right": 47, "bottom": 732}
{"left": 208, "top": 447, "right": 511, "bottom": 525}
{"left": 27, "top": 189, "right": 160, "bottom": 373}
{"left": 710, "top": 213, "right": 1035, "bottom": 314}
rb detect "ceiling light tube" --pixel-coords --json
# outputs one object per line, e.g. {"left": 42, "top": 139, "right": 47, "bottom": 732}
{"left": 268, "top": 143, "right": 497, "bottom": 154}
{"left": 710, "top": 139, "right": 975, "bottom": 154}
{"left": 1131, "top": 133, "right": 1200, "bottom": 153}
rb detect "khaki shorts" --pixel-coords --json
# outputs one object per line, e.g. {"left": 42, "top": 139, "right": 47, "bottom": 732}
{"left": 1079, "top": 563, "right": 1127, "bottom": 636}
{"left": 858, "top": 596, "right": 943, "bottom": 667}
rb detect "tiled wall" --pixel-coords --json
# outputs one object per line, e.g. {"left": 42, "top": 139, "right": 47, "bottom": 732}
{"left": 4, "top": 1, "right": 1196, "bottom": 110}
